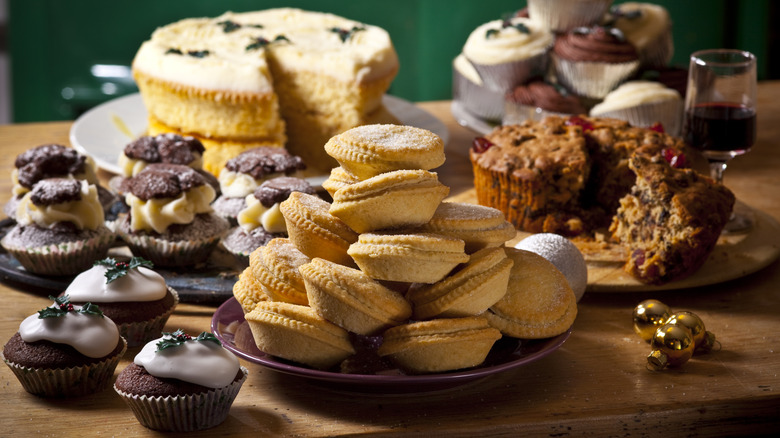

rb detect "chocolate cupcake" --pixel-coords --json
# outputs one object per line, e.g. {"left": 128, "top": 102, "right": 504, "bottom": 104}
{"left": 63, "top": 257, "right": 179, "bottom": 347}
{"left": 4, "top": 144, "right": 116, "bottom": 219}
{"left": 1, "top": 178, "right": 114, "bottom": 276}
{"left": 222, "top": 176, "right": 315, "bottom": 264}
{"left": 2, "top": 296, "right": 127, "bottom": 397}
{"left": 607, "top": 2, "right": 673, "bottom": 69}
{"left": 503, "top": 80, "right": 588, "bottom": 125}
{"left": 551, "top": 25, "right": 640, "bottom": 99}
{"left": 212, "top": 147, "right": 306, "bottom": 224}
{"left": 462, "top": 16, "right": 554, "bottom": 93}
{"left": 117, "top": 163, "right": 229, "bottom": 267}
{"left": 527, "top": 0, "right": 614, "bottom": 33}
{"left": 114, "top": 330, "right": 248, "bottom": 432}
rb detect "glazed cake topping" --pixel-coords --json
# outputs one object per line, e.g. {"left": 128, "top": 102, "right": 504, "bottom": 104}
{"left": 463, "top": 16, "right": 553, "bottom": 65}
{"left": 119, "top": 133, "right": 205, "bottom": 177}
{"left": 12, "top": 144, "right": 99, "bottom": 196}
{"left": 219, "top": 147, "right": 306, "bottom": 198}
{"left": 122, "top": 164, "right": 216, "bottom": 233}
{"left": 134, "top": 329, "right": 240, "bottom": 388}
{"left": 15, "top": 179, "right": 105, "bottom": 230}
{"left": 19, "top": 296, "right": 120, "bottom": 358}
{"left": 64, "top": 257, "right": 168, "bottom": 303}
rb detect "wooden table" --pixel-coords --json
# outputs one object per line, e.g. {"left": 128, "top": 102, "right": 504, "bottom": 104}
{"left": 2, "top": 85, "right": 780, "bottom": 436}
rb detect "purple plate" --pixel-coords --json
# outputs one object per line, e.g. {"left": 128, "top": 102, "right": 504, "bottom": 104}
{"left": 211, "top": 297, "right": 571, "bottom": 394}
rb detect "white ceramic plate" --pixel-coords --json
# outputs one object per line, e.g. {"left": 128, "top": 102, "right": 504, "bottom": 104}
{"left": 70, "top": 93, "right": 450, "bottom": 177}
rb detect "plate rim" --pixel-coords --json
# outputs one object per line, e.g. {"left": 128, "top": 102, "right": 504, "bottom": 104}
{"left": 210, "top": 296, "right": 571, "bottom": 389}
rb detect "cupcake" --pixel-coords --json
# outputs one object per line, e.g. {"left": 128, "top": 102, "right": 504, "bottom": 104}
{"left": 1, "top": 178, "right": 114, "bottom": 276}
{"left": 117, "top": 163, "right": 230, "bottom": 267}
{"left": 462, "top": 15, "right": 554, "bottom": 93}
{"left": 2, "top": 295, "right": 127, "bottom": 397}
{"left": 527, "top": 0, "right": 614, "bottom": 33}
{"left": 114, "top": 329, "right": 248, "bottom": 432}
{"left": 551, "top": 25, "right": 640, "bottom": 99}
{"left": 62, "top": 257, "right": 179, "bottom": 347}
{"left": 606, "top": 2, "right": 673, "bottom": 68}
{"left": 503, "top": 79, "right": 588, "bottom": 125}
{"left": 221, "top": 176, "right": 315, "bottom": 264}
{"left": 211, "top": 147, "right": 306, "bottom": 224}
{"left": 589, "top": 80, "right": 683, "bottom": 136}
{"left": 4, "top": 144, "right": 117, "bottom": 219}
{"left": 452, "top": 53, "right": 504, "bottom": 121}
{"left": 113, "top": 133, "right": 219, "bottom": 194}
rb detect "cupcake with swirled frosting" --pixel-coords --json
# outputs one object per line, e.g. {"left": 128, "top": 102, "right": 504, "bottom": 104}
{"left": 462, "top": 15, "right": 554, "bottom": 94}
{"left": 551, "top": 25, "right": 640, "bottom": 99}
{"left": 63, "top": 257, "right": 179, "bottom": 347}
{"left": 503, "top": 80, "right": 588, "bottom": 125}
{"left": 2, "top": 296, "right": 127, "bottom": 397}
{"left": 212, "top": 146, "right": 306, "bottom": 224}
{"left": 117, "top": 163, "right": 229, "bottom": 267}
{"left": 606, "top": 2, "right": 673, "bottom": 68}
{"left": 590, "top": 80, "right": 683, "bottom": 136}
{"left": 114, "top": 329, "right": 248, "bottom": 432}
{"left": 1, "top": 178, "right": 115, "bottom": 276}
{"left": 527, "top": 0, "right": 614, "bottom": 32}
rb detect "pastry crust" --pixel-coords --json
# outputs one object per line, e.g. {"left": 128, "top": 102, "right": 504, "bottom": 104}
{"left": 411, "top": 202, "right": 517, "bottom": 253}
{"left": 248, "top": 238, "right": 310, "bottom": 305}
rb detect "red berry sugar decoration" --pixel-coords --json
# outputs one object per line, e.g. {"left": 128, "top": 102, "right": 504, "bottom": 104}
{"left": 472, "top": 137, "right": 495, "bottom": 153}
{"left": 565, "top": 116, "right": 594, "bottom": 132}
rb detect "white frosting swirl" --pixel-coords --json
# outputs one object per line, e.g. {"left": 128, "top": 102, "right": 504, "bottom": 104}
{"left": 453, "top": 53, "right": 482, "bottom": 85}
{"left": 134, "top": 335, "right": 240, "bottom": 388}
{"left": 590, "top": 80, "right": 680, "bottom": 115}
{"left": 218, "top": 170, "right": 262, "bottom": 198}
{"left": 237, "top": 194, "right": 287, "bottom": 233}
{"left": 463, "top": 17, "right": 553, "bottom": 65}
{"left": 15, "top": 181, "right": 105, "bottom": 230}
{"left": 126, "top": 184, "right": 216, "bottom": 233}
{"left": 64, "top": 264, "right": 168, "bottom": 303}
{"left": 19, "top": 305, "right": 120, "bottom": 358}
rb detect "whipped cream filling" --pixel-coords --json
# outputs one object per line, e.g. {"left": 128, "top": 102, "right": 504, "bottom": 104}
{"left": 64, "top": 264, "right": 168, "bottom": 303}
{"left": 463, "top": 17, "right": 553, "bottom": 65}
{"left": 119, "top": 153, "right": 204, "bottom": 178}
{"left": 15, "top": 181, "right": 105, "bottom": 230}
{"left": 590, "top": 80, "right": 680, "bottom": 114}
{"left": 134, "top": 335, "right": 240, "bottom": 388}
{"left": 19, "top": 306, "right": 120, "bottom": 358}
{"left": 237, "top": 194, "right": 287, "bottom": 233}
{"left": 126, "top": 184, "right": 216, "bottom": 234}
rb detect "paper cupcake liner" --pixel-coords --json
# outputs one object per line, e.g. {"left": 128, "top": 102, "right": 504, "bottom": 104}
{"left": 1, "top": 229, "right": 114, "bottom": 276}
{"left": 114, "top": 366, "right": 248, "bottom": 432}
{"left": 120, "top": 232, "right": 222, "bottom": 267}
{"left": 637, "top": 30, "right": 674, "bottom": 69}
{"left": 592, "top": 99, "right": 683, "bottom": 137}
{"left": 117, "top": 287, "right": 180, "bottom": 347}
{"left": 527, "top": 0, "right": 614, "bottom": 32}
{"left": 452, "top": 66, "right": 504, "bottom": 121}
{"left": 1, "top": 337, "right": 127, "bottom": 398}
{"left": 469, "top": 49, "right": 550, "bottom": 94}
{"left": 552, "top": 55, "right": 640, "bottom": 99}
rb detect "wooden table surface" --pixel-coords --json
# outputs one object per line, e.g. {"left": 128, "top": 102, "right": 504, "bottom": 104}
{"left": 1, "top": 86, "right": 780, "bottom": 436}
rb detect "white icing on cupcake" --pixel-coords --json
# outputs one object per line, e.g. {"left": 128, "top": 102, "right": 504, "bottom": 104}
{"left": 64, "top": 260, "right": 168, "bottom": 303}
{"left": 19, "top": 301, "right": 120, "bottom": 358}
{"left": 515, "top": 233, "right": 588, "bottom": 301}
{"left": 463, "top": 17, "right": 553, "bottom": 65}
{"left": 590, "top": 80, "right": 680, "bottom": 115}
{"left": 134, "top": 331, "right": 240, "bottom": 388}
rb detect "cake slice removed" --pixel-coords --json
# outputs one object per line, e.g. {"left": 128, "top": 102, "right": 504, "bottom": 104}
{"left": 609, "top": 145, "right": 735, "bottom": 285}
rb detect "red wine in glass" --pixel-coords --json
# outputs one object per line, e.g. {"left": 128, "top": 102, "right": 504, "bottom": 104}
{"left": 684, "top": 102, "right": 757, "bottom": 161}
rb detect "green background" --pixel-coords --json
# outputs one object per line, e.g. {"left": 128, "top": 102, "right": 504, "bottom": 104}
{"left": 6, "top": 0, "right": 776, "bottom": 122}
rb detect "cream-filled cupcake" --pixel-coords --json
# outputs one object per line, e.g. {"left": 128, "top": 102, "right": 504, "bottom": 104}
{"left": 607, "top": 2, "right": 673, "bottom": 68}
{"left": 117, "top": 163, "right": 229, "bottom": 266}
{"left": 463, "top": 16, "right": 554, "bottom": 93}
{"left": 589, "top": 80, "right": 682, "bottom": 136}
{"left": 1, "top": 178, "right": 114, "bottom": 276}
{"left": 452, "top": 53, "right": 504, "bottom": 121}
{"left": 63, "top": 257, "right": 179, "bottom": 347}
{"left": 527, "top": 0, "right": 614, "bottom": 32}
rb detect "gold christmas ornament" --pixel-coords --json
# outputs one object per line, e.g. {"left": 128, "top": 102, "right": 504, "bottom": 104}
{"left": 666, "top": 311, "right": 716, "bottom": 354}
{"left": 647, "top": 322, "right": 695, "bottom": 370}
{"left": 632, "top": 299, "right": 672, "bottom": 342}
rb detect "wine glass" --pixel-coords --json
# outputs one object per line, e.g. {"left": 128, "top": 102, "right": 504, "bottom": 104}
{"left": 683, "top": 49, "right": 757, "bottom": 232}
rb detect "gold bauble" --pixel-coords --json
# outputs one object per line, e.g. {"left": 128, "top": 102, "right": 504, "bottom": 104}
{"left": 647, "top": 323, "right": 695, "bottom": 370}
{"left": 667, "top": 311, "right": 715, "bottom": 353}
{"left": 632, "top": 299, "right": 672, "bottom": 342}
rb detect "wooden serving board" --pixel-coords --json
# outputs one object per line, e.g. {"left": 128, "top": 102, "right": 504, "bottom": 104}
{"left": 450, "top": 190, "right": 780, "bottom": 292}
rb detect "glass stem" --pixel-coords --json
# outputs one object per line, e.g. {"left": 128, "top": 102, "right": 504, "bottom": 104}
{"left": 708, "top": 160, "right": 728, "bottom": 185}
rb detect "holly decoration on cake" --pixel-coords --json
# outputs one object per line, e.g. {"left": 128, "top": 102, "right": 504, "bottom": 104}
{"left": 94, "top": 257, "right": 154, "bottom": 284}
{"left": 37, "top": 295, "right": 103, "bottom": 319}
{"left": 246, "top": 34, "right": 290, "bottom": 51}
{"left": 329, "top": 25, "right": 366, "bottom": 43}
{"left": 486, "top": 14, "right": 530, "bottom": 39}
{"left": 156, "top": 329, "right": 221, "bottom": 352}
{"left": 165, "top": 48, "right": 211, "bottom": 58}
